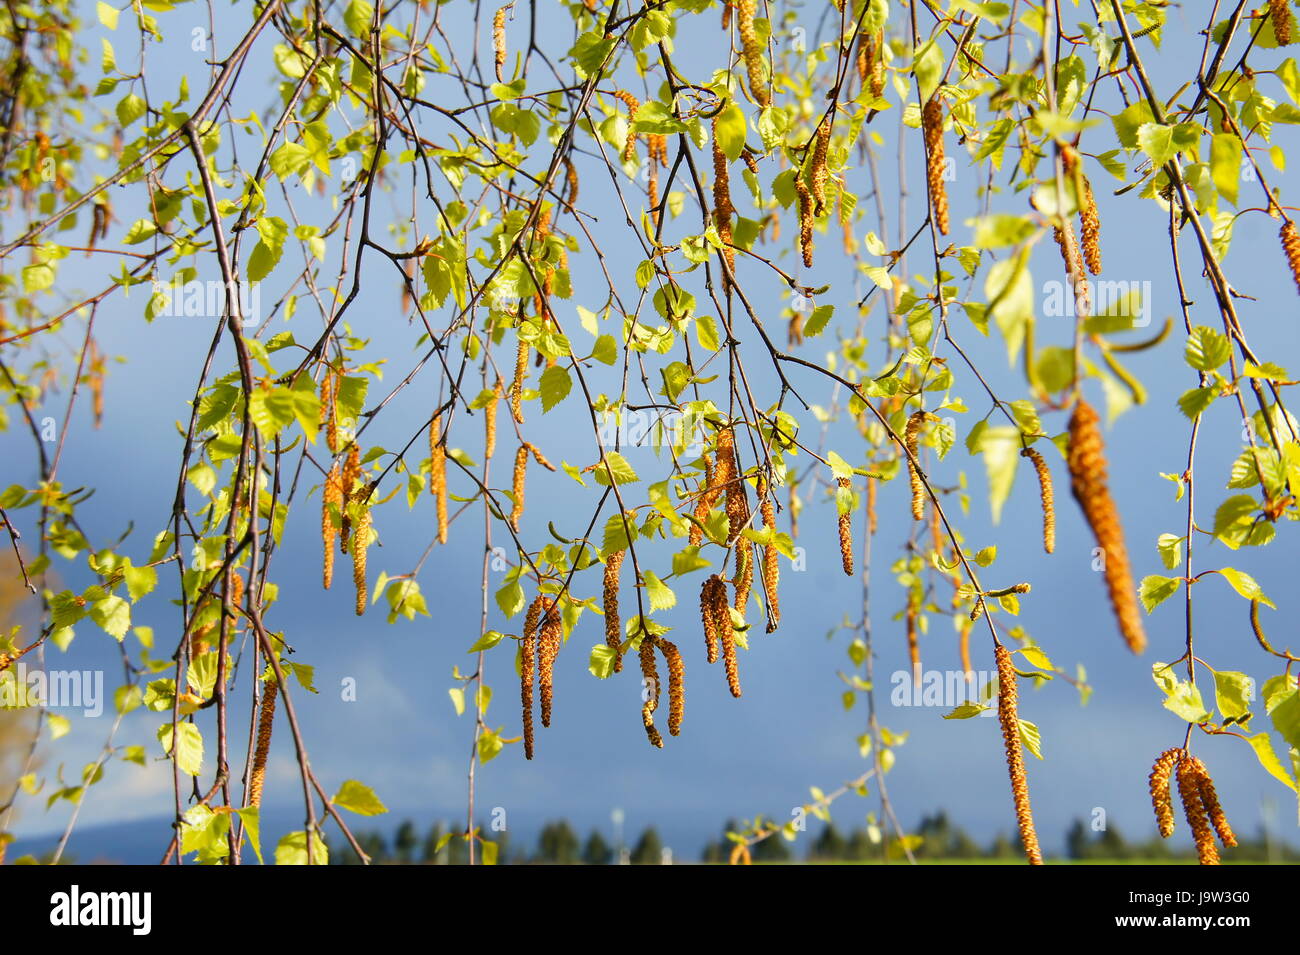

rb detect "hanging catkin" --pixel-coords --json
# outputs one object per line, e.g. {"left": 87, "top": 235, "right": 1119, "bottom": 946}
{"left": 247, "top": 678, "right": 278, "bottom": 809}
{"left": 1021, "top": 447, "right": 1056, "bottom": 554}
{"left": 322, "top": 461, "right": 342, "bottom": 589}
{"left": 795, "top": 174, "right": 815, "bottom": 267}
{"left": 735, "top": 0, "right": 769, "bottom": 107}
{"left": 1052, "top": 219, "right": 1092, "bottom": 318}
{"left": 352, "top": 488, "right": 372, "bottom": 616}
{"left": 701, "top": 574, "right": 722, "bottom": 665}
{"left": 922, "top": 95, "right": 949, "bottom": 235}
{"left": 995, "top": 644, "right": 1043, "bottom": 865}
{"left": 1079, "top": 177, "right": 1101, "bottom": 275}
{"left": 1062, "top": 145, "right": 1101, "bottom": 275}
{"left": 539, "top": 599, "right": 562, "bottom": 727}
{"left": 613, "top": 89, "right": 640, "bottom": 163}
{"left": 492, "top": 6, "right": 508, "bottom": 82}
{"left": 1176, "top": 756, "right": 1220, "bottom": 865}
{"left": 339, "top": 444, "right": 361, "bottom": 554}
{"left": 510, "top": 338, "right": 527, "bottom": 422}
{"left": 659, "top": 637, "right": 685, "bottom": 736}
{"left": 904, "top": 411, "right": 928, "bottom": 521}
{"left": 510, "top": 443, "right": 528, "bottom": 530}
{"left": 640, "top": 634, "right": 663, "bottom": 748}
{"left": 1281, "top": 220, "right": 1300, "bottom": 293}
{"left": 520, "top": 631, "right": 536, "bottom": 759}
{"left": 430, "top": 413, "right": 448, "bottom": 544}
{"left": 1148, "top": 748, "right": 1181, "bottom": 838}
{"left": 1188, "top": 755, "right": 1236, "bottom": 849}
{"left": 521, "top": 596, "right": 544, "bottom": 760}
{"left": 603, "top": 550, "right": 625, "bottom": 673}
{"left": 526, "top": 441, "right": 557, "bottom": 471}
{"left": 905, "top": 601, "right": 920, "bottom": 688}
{"left": 690, "top": 454, "right": 715, "bottom": 547}
{"left": 485, "top": 378, "right": 501, "bottom": 461}
{"left": 836, "top": 476, "right": 854, "bottom": 576}
{"left": 320, "top": 371, "right": 339, "bottom": 454}
{"left": 1272, "top": 0, "right": 1293, "bottom": 45}
{"left": 810, "top": 116, "right": 831, "bottom": 216}
{"left": 733, "top": 544, "right": 753, "bottom": 614}
{"left": 758, "top": 477, "right": 780, "bottom": 632}
{"left": 712, "top": 120, "right": 736, "bottom": 284}
{"left": 563, "top": 156, "right": 579, "bottom": 208}
{"left": 714, "top": 426, "right": 745, "bottom": 541}
{"left": 1066, "top": 399, "right": 1146, "bottom": 654}
{"left": 720, "top": 594, "right": 741, "bottom": 698}
{"left": 866, "top": 474, "right": 877, "bottom": 536}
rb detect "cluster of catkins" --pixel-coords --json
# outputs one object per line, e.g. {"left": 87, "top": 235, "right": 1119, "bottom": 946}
{"left": 320, "top": 372, "right": 373, "bottom": 617}
{"left": 1149, "top": 748, "right": 1236, "bottom": 864}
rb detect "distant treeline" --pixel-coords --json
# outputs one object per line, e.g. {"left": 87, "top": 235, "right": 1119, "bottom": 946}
{"left": 329, "top": 811, "right": 1300, "bottom": 864}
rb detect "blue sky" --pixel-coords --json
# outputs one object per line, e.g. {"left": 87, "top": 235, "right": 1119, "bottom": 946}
{"left": 2, "top": 1, "right": 1299, "bottom": 860}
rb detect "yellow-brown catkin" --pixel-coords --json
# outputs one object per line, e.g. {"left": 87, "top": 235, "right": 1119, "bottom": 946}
{"left": 614, "top": 90, "right": 640, "bottom": 163}
{"left": 510, "top": 443, "right": 528, "bottom": 530}
{"left": 493, "top": 6, "right": 508, "bottom": 82}
{"left": 1272, "top": 0, "right": 1293, "bottom": 46}
{"left": 735, "top": 0, "right": 769, "bottom": 107}
{"left": 712, "top": 122, "right": 736, "bottom": 284}
{"left": 520, "top": 630, "right": 536, "bottom": 760}
{"left": 1079, "top": 177, "right": 1101, "bottom": 275}
{"left": 510, "top": 338, "right": 528, "bottom": 423}
{"left": 758, "top": 479, "right": 780, "bottom": 632}
{"left": 247, "top": 679, "right": 278, "bottom": 809}
{"left": 1281, "top": 220, "right": 1300, "bottom": 293}
{"left": 866, "top": 474, "right": 878, "bottom": 536}
{"left": 1149, "top": 748, "right": 1181, "bottom": 838}
{"left": 788, "top": 310, "right": 804, "bottom": 347}
{"left": 720, "top": 596, "right": 741, "bottom": 699}
{"left": 810, "top": 116, "right": 831, "bottom": 216}
{"left": 563, "top": 156, "right": 579, "bottom": 208}
{"left": 690, "top": 455, "right": 714, "bottom": 547}
{"left": 1067, "top": 399, "right": 1147, "bottom": 654}
{"left": 339, "top": 444, "right": 361, "bottom": 554}
{"left": 1176, "top": 756, "right": 1220, "bottom": 865}
{"left": 904, "top": 411, "right": 927, "bottom": 521}
{"left": 485, "top": 378, "right": 501, "bottom": 461}
{"left": 959, "top": 619, "right": 973, "bottom": 681}
{"left": 995, "top": 644, "right": 1043, "bottom": 865}
{"left": 659, "top": 637, "right": 684, "bottom": 736}
{"left": 322, "top": 461, "right": 342, "bottom": 589}
{"left": 714, "top": 427, "right": 745, "bottom": 541}
{"left": 733, "top": 543, "right": 753, "bottom": 615}
{"left": 352, "top": 495, "right": 372, "bottom": 616}
{"left": 905, "top": 600, "right": 920, "bottom": 688}
{"left": 836, "top": 476, "right": 854, "bottom": 576}
{"left": 1021, "top": 447, "right": 1056, "bottom": 554}
{"left": 539, "top": 600, "right": 562, "bottom": 727}
{"left": 866, "top": 30, "right": 885, "bottom": 97}
{"left": 430, "top": 413, "right": 448, "bottom": 544}
{"left": 526, "top": 441, "right": 558, "bottom": 472}
{"left": 701, "top": 575, "right": 722, "bottom": 665}
{"left": 640, "top": 634, "right": 663, "bottom": 748}
{"left": 1053, "top": 222, "right": 1090, "bottom": 321}
{"left": 922, "top": 95, "right": 949, "bottom": 235}
{"left": 603, "top": 550, "right": 625, "bottom": 673}
{"left": 795, "top": 174, "right": 815, "bottom": 268}
{"left": 320, "top": 371, "right": 339, "bottom": 454}
{"left": 1188, "top": 755, "right": 1236, "bottom": 848}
